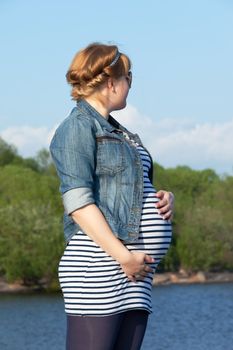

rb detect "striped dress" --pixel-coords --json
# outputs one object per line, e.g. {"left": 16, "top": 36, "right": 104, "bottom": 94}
{"left": 58, "top": 142, "right": 172, "bottom": 316}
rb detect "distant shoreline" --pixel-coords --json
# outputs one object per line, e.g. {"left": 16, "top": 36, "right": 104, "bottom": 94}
{"left": 152, "top": 271, "right": 233, "bottom": 286}
{"left": 1, "top": 272, "right": 233, "bottom": 294}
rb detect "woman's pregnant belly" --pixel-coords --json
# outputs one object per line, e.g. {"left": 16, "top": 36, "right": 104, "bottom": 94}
{"left": 126, "top": 189, "right": 172, "bottom": 267}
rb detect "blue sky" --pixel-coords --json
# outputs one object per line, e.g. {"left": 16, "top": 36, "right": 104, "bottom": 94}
{"left": 0, "top": 0, "right": 233, "bottom": 174}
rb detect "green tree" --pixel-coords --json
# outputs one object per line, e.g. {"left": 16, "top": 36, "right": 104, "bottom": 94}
{"left": 0, "top": 164, "right": 64, "bottom": 287}
{"left": 0, "top": 138, "right": 232, "bottom": 288}
{"left": 0, "top": 137, "right": 20, "bottom": 166}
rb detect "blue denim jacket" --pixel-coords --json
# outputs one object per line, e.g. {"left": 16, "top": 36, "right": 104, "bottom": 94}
{"left": 49, "top": 99, "right": 153, "bottom": 243}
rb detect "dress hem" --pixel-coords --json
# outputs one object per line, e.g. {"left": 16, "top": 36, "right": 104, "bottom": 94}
{"left": 65, "top": 307, "right": 153, "bottom": 317}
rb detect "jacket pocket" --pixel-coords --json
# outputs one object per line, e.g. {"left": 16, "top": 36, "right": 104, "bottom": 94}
{"left": 96, "top": 136, "right": 126, "bottom": 175}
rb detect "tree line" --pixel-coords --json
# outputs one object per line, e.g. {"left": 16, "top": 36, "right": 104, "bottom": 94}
{"left": 0, "top": 137, "right": 232, "bottom": 290}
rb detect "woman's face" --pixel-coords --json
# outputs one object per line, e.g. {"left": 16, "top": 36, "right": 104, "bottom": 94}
{"left": 112, "top": 72, "right": 132, "bottom": 111}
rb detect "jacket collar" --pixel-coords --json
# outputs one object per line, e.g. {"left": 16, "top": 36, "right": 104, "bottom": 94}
{"left": 76, "top": 99, "right": 123, "bottom": 133}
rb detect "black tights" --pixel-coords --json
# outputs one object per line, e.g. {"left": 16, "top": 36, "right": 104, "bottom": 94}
{"left": 66, "top": 310, "right": 149, "bottom": 350}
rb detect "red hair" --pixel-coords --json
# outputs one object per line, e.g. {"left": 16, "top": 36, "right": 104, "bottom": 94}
{"left": 66, "top": 42, "right": 131, "bottom": 100}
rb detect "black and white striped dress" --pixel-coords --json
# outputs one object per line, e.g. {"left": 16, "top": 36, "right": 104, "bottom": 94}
{"left": 58, "top": 142, "right": 172, "bottom": 316}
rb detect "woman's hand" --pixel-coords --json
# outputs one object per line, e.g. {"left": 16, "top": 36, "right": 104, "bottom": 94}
{"left": 120, "top": 251, "right": 155, "bottom": 282}
{"left": 155, "top": 190, "right": 175, "bottom": 221}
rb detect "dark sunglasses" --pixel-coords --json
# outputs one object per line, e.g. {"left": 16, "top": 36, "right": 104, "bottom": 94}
{"left": 125, "top": 71, "right": 132, "bottom": 88}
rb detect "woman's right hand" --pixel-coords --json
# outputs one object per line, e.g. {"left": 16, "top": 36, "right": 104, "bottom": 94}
{"left": 120, "top": 251, "right": 155, "bottom": 282}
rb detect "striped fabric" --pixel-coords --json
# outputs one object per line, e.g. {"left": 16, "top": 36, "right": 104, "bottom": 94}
{"left": 58, "top": 144, "right": 172, "bottom": 316}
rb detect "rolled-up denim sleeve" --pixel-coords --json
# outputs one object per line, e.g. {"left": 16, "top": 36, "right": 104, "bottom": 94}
{"left": 62, "top": 187, "right": 94, "bottom": 214}
{"left": 49, "top": 115, "right": 96, "bottom": 215}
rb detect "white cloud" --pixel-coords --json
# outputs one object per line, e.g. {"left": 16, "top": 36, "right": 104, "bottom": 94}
{"left": 112, "top": 104, "right": 233, "bottom": 175}
{"left": 0, "top": 125, "right": 58, "bottom": 157}
{"left": 1, "top": 105, "right": 233, "bottom": 175}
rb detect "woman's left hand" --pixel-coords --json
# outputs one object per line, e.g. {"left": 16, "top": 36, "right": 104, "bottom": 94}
{"left": 155, "top": 190, "right": 174, "bottom": 221}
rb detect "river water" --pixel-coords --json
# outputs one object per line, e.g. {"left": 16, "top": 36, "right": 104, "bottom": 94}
{"left": 0, "top": 283, "right": 232, "bottom": 350}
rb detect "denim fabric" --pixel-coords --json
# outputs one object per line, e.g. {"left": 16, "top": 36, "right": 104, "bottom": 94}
{"left": 49, "top": 99, "right": 153, "bottom": 243}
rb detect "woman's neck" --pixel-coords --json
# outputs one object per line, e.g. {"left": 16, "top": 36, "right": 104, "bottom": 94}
{"left": 84, "top": 97, "right": 110, "bottom": 119}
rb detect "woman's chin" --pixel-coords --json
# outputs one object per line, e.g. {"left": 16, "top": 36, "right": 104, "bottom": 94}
{"left": 115, "top": 100, "right": 127, "bottom": 111}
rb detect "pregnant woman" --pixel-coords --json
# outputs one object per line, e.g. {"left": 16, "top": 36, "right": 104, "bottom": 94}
{"left": 50, "top": 43, "right": 174, "bottom": 350}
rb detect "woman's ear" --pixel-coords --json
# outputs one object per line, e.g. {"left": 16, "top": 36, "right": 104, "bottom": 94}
{"left": 107, "top": 77, "right": 116, "bottom": 92}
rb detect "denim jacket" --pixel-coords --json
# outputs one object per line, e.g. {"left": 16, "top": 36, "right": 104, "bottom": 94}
{"left": 49, "top": 99, "right": 153, "bottom": 243}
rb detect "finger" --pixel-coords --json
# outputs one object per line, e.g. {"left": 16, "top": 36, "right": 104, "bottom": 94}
{"left": 168, "top": 193, "right": 175, "bottom": 206}
{"left": 155, "top": 190, "right": 164, "bottom": 199}
{"left": 158, "top": 204, "right": 170, "bottom": 214}
{"left": 132, "top": 273, "right": 143, "bottom": 282}
{"left": 156, "top": 199, "right": 168, "bottom": 209}
{"left": 161, "top": 210, "right": 172, "bottom": 220}
{"left": 137, "top": 267, "right": 154, "bottom": 279}
{"left": 156, "top": 191, "right": 174, "bottom": 205}
{"left": 145, "top": 266, "right": 154, "bottom": 273}
{"left": 169, "top": 191, "right": 175, "bottom": 201}
{"left": 128, "top": 275, "right": 136, "bottom": 282}
{"left": 143, "top": 266, "right": 154, "bottom": 274}
{"left": 135, "top": 272, "right": 147, "bottom": 280}
{"left": 144, "top": 255, "right": 155, "bottom": 263}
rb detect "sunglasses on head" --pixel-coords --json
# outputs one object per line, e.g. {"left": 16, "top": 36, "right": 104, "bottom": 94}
{"left": 125, "top": 71, "right": 132, "bottom": 88}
